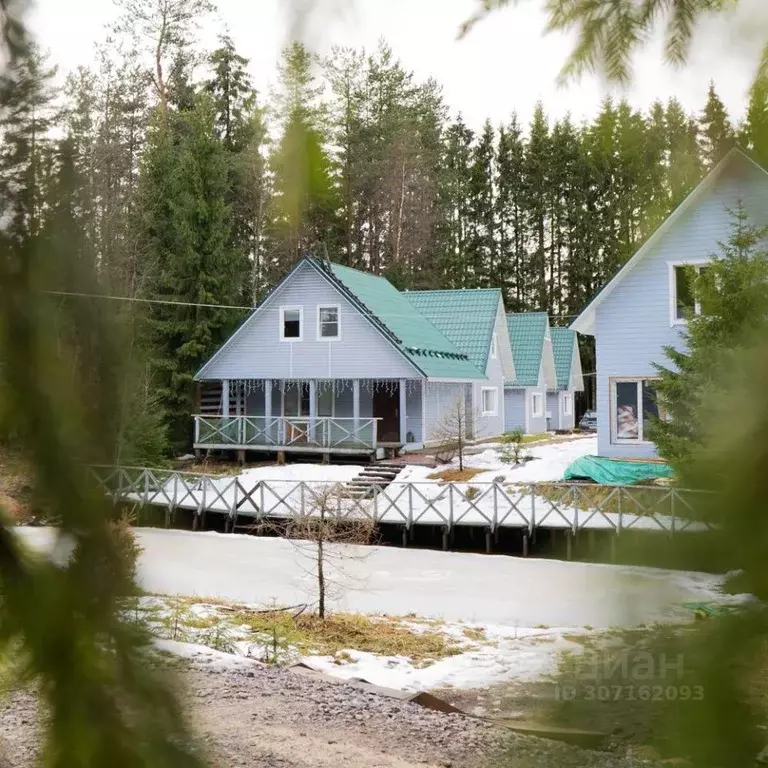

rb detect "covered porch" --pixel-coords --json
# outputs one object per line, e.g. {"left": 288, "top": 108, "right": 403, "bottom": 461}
{"left": 193, "top": 378, "right": 426, "bottom": 458}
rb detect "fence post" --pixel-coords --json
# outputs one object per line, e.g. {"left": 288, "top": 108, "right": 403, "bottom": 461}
{"left": 194, "top": 416, "right": 200, "bottom": 444}
{"left": 670, "top": 489, "right": 676, "bottom": 538}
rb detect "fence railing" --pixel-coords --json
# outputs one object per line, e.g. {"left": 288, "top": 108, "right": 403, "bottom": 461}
{"left": 193, "top": 415, "right": 381, "bottom": 451}
{"left": 91, "top": 466, "right": 713, "bottom": 537}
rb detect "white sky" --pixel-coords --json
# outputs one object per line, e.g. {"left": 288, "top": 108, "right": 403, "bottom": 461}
{"left": 26, "top": 0, "right": 768, "bottom": 130}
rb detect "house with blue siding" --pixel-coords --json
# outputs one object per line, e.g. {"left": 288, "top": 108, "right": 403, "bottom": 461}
{"left": 548, "top": 328, "right": 584, "bottom": 430}
{"left": 194, "top": 258, "right": 513, "bottom": 459}
{"left": 504, "top": 313, "right": 557, "bottom": 435}
{"left": 571, "top": 148, "right": 768, "bottom": 459}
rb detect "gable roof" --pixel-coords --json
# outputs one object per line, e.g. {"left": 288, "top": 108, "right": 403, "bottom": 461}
{"left": 506, "top": 312, "right": 549, "bottom": 387}
{"left": 550, "top": 328, "right": 577, "bottom": 390}
{"left": 404, "top": 289, "right": 501, "bottom": 372}
{"left": 323, "top": 262, "right": 486, "bottom": 379}
{"left": 571, "top": 148, "right": 768, "bottom": 335}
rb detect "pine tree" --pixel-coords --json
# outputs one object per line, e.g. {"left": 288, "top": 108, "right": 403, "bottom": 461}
{"left": 652, "top": 204, "right": 768, "bottom": 469}
{"left": 665, "top": 97, "right": 703, "bottom": 207}
{"left": 698, "top": 82, "right": 734, "bottom": 169}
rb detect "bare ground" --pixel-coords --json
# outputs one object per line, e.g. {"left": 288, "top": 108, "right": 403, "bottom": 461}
{"left": 0, "top": 656, "right": 665, "bottom": 768}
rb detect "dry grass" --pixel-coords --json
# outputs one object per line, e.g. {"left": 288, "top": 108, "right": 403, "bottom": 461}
{"left": 230, "top": 610, "right": 467, "bottom": 660}
{"left": 173, "top": 459, "right": 275, "bottom": 477}
{"left": 428, "top": 467, "right": 487, "bottom": 482}
{"left": 0, "top": 444, "right": 33, "bottom": 522}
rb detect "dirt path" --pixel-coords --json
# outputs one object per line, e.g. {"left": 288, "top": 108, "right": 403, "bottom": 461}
{"left": 0, "top": 658, "right": 661, "bottom": 768}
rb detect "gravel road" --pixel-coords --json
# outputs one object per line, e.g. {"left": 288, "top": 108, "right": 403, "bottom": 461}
{"left": 0, "top": 658, "right": 662, "bottom": 767}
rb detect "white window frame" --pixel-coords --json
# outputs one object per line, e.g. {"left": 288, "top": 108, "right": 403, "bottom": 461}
{"left": 481, "top": 387, "right": 498, "bottom": 416}
{"left": 316, "top": 304, "right": 341, "bottom": 341}
{"left": 668, "top": 261, "right": 709, "bottom": 327}
{"left": 490, "top": 333, "right": 499, "bottom": 359}
{"left": 280, "top": 306, "right": 303, "bottom": 342}
{"left": 562, "top": 393, "right": 572, "bottom": 416}
{"left": 609, "top": 376, "right": 662, "bottom": 445}
{"left": 531, "top": 392, "right": 544, "bottom": 418}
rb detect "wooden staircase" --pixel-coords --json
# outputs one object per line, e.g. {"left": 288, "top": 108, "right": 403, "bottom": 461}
{"left": 344, "top": 462, "right": 404, "bottom": 499}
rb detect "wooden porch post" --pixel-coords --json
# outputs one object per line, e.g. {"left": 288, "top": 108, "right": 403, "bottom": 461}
{"left": 399, "top": 379, "right": 407, "bottom": 445}
{"left": 353, "top": 380, "right": 360, "bottom": 440}
{"left": 309, "top": 380, "right": 318, "bottom": 443}
{"left": 264, "top": 380, "right": 272, "bottom": 443}
{"left": 221, "top": 380, "right": 230, "bottom": 416}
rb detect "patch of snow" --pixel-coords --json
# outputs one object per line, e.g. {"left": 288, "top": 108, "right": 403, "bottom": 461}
{"left": 303, "top": 625, "right": 587, "bottom": 691}
{"left": 237, "top": 463, "right": 363, "bottom": 485}
{"left": 153, "top": 638, "right": 262, "bottom": 671}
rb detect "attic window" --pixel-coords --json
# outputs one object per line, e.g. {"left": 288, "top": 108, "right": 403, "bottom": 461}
{"left": 670, "top": 263, "right": 710, "bottom": 325}
{"left": 317, "top": 305, "right": 340, "bottom": 340}
{"left": 280, "top": 307, "right": 302, "bottom": 341}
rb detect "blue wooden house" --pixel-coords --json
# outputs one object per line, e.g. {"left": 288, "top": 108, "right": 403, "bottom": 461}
{"left": 194, "top": 258, "right": 514, "bottom": 460}
{"left": 547, "top": 328, "right": 584, "bottom": 431}
{"left": 571, "top": 148, "right": 768, "bottom": 459}
{"left": 504, "top": 313, "right": 557, "bottom": 435}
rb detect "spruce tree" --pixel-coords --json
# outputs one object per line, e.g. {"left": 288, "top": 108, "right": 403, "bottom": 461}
{"left": 652, "top": 204, "right": 768, "bottom": 469}
{"left": 496, "top": 115, "right": 526, "bottom": 308}
{"left": 741, "top": 80, "right": 768, "bottom": 168}
{"left": 465, "top": 120, "right": 496, "bottom": 287}
{"left": 139, "top": 94, "right": 240, "bottom": 447}
{"left": 524, "top": 103, "right": 550, "bottom": 310}
{"left": 698, "top": 82, "right": 734, "bottom": 169}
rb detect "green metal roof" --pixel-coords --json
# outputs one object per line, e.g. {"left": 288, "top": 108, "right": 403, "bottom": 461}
{"left": 506, "top": 313, "right": 548, "bottom": 387}
{"left": 404, "top": 289, "right": 500, "bottom": 372}
{"left": 325, "top": 263, "right": 486, "bottom": 379}
{"left": 550, "top": 328, "right": 575, "bottom": 390}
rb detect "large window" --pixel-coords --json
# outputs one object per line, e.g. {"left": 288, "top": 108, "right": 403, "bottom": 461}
{"left": 531, "top": 392, "right": 544, "bottom": 418}
{"left": 317, "top": 305, "right": 340, "bottom": 340}
{"left": 481, "top": 388, "right": 498, "bottom": 415}
{"left": 611, "top": 378, "right": 664, "bottom": 443}
{"left": 670, "top": 263, "right": 710, "bottom": 325}
{"left": 280, "top": 307, "right": 302, "bottom": 341}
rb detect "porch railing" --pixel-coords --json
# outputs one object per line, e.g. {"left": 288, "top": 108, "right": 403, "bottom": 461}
{"left": 193, "top": 415, "right": 381, "bottom": 451}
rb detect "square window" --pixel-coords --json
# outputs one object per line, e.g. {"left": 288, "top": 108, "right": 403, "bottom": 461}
{"left": 611, "top": 378, "right": 664, "bottom": 443}
{"left": 318, "top": 306, "right": 340, "bottom": 340}
{"left": 481, "top": 388, "right": 497, "bottom": 415}
{"left": 531, "top": 392, "right": 543, "bottom": 418}
{"left": 281, "top": 307, "right": 302, "bottom": 340}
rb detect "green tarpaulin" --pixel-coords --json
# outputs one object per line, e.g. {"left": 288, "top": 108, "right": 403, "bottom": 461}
{"left": 563, "top": 455, "right": 675, "bottom": 486}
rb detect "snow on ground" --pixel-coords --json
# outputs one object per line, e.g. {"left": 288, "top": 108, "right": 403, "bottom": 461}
{"left": 236, "top": 463, "right": 364, "bottom": 485}
{"left": 14, "top": 526, "right": 729, "bottom": 628}
{"left": 304, "top": 625, "right": 587, "bottom": 691}
{"left": 397, "top": 435, "right": 597, "bottom": 484}
{"left": 153, "top": 638, "right": 263, "bottom": 672}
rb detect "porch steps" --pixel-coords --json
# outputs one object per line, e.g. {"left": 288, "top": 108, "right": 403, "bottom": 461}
{"left": 344, "top": 462, "right": 404, "bottom": 499}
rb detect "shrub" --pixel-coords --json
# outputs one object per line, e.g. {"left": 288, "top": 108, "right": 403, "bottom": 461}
{"left": 499, "top": 429, "right": 528, "bottom": 465}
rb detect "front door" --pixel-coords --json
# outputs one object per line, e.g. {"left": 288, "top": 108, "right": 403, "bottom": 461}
{"left": 372, "top": 384, "right": 400, "bottom": 443}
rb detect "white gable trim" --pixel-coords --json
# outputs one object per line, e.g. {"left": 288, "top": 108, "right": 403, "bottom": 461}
{"left": 196, "top": 259, "right": 424, "bottom": 380}
{"left": 570, "top": 149, "right": 768, "bottom": 336}
{"left": 569, "top": 336, "right": 585, "bottom": 392}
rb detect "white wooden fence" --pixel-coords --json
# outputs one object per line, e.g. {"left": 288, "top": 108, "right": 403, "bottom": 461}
{"left": 91, "top": 466, "right": 712, "bottom": 546}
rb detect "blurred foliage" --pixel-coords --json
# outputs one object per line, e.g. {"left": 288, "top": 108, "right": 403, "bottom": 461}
{"left": 463, "top": 0, "right": 762, "bottom": 86}
{"left": 0, "top": 3, "right": 207, "bottom": 765}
